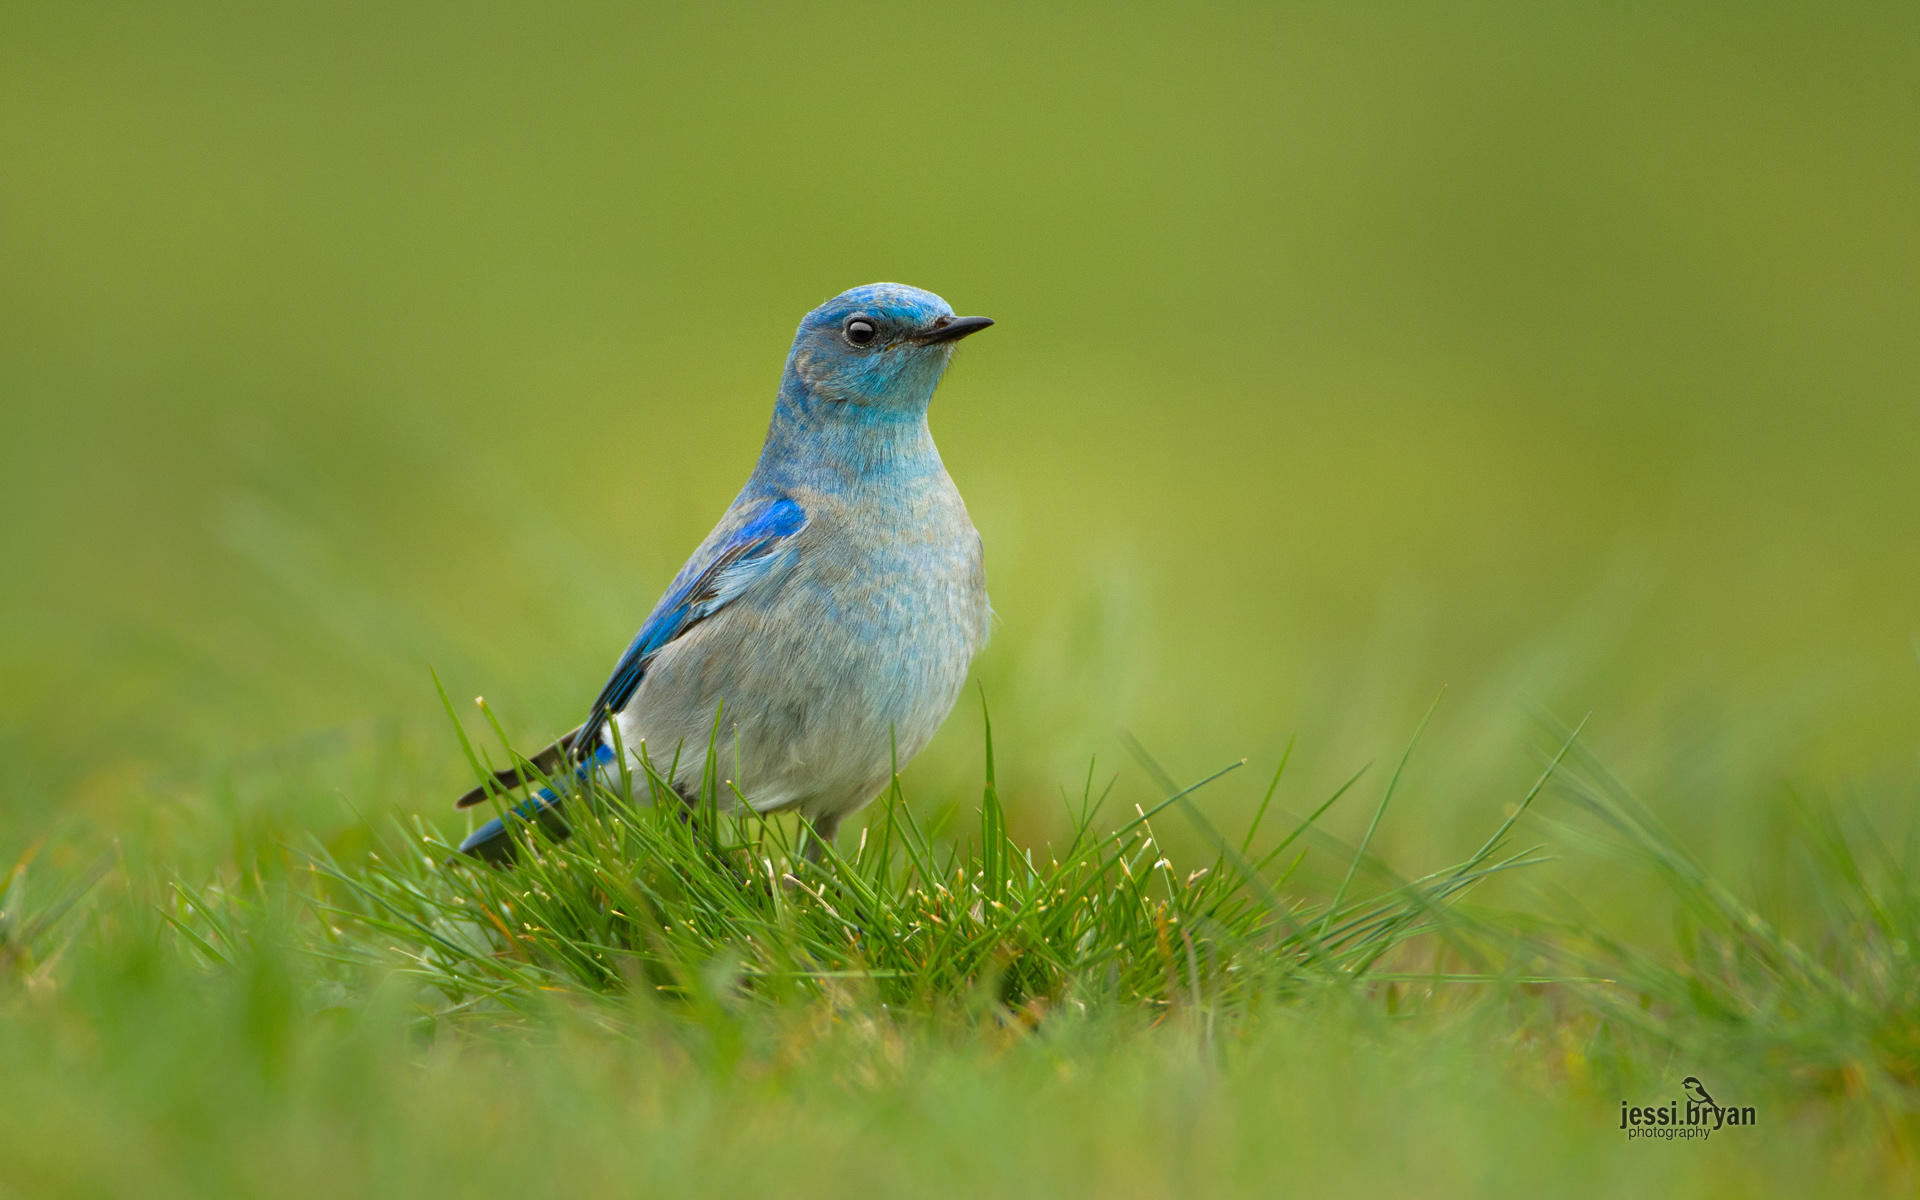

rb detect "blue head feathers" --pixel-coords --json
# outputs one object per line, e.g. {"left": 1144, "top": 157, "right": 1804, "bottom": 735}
{"left": 779, "top": 283, "right": 994, "bottom": 417}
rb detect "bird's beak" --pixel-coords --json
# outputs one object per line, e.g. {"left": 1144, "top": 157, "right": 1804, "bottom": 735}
{"left": 919, "top": 315, "right": 994, "bottom": 344}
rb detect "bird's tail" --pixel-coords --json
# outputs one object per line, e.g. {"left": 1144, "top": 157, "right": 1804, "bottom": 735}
{"left": 457, "top": 741, "right": 616, "bottom": 861}
{"left": 453, "top": 724, "right": 588, "bottom": 809}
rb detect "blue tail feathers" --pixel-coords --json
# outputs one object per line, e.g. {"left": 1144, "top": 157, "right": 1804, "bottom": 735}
{"left": 457, "top": 742, "right": 616, "bottom": 861}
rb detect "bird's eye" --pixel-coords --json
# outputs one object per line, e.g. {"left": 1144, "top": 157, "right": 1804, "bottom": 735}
{"left": 843, "top": 317, "right": 877, "bottom": 346}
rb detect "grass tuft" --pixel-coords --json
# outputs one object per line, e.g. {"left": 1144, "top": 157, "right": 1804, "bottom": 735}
{"left": 296, "top": 708, "right": 1555, "bottom": 1031}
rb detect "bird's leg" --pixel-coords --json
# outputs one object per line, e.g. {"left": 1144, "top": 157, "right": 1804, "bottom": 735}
{"left": 799, "top": 813, "right": 842, "bottom": 866}
{"left": 668, "top": 780, "right": 703, "bottom": 817}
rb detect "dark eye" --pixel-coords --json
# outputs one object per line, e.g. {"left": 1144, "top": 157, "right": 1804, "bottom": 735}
{"left": 842, "top": 317, "right": 877, "bottom": 346}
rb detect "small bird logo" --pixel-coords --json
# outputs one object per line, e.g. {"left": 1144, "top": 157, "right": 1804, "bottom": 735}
{"left": 1681, "top": 1077, "right": 1715, "bottom": 1106}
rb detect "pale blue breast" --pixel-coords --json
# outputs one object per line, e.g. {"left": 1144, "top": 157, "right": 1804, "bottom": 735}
{"left": 611, "top": 460, "right": 987, "bottom": 827}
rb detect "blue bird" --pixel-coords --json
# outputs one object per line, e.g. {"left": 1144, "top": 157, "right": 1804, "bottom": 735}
{"left": 456, "top": 283, "right": 993, "bottom": 862}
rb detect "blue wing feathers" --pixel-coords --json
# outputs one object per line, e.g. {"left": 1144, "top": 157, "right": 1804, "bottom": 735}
{"left": 577, "top": 496, "right": 805, "bottom": 748}
{"left": 456, "top": 496, "right": 804, "bottom": 860}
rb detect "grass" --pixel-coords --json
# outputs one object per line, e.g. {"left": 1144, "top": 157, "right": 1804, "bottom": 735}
{"left": 1541, "top": 735, "right": 1920, "bottom": 1107}
{"left": 285, "top": 701, "right": 1550, "bottom": 1026}
{"left": 4, "top": 701, "right": 1916, "bottom": 1196}
{"left": 7, "top": 0, "right": 1920, "bottom": 1192}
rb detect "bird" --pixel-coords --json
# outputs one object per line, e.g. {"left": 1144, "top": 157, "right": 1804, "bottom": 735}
{"left": 453, "top": 282, "right": 994, "bottom": 863}
{"left": 1681, "top": 1077, "right": 1715, "bottom": 1106}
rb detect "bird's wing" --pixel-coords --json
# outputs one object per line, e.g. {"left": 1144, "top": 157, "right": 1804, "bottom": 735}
{"left": 579, "top": 494, "right": 808, "bottom": 741}
{"left": 454, "top": 495, "right": 807, "bottom": 810}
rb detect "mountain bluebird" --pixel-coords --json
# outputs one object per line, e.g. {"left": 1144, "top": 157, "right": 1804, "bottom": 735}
{"left": 456, "top": 283, "right": 993, "bottom": 861}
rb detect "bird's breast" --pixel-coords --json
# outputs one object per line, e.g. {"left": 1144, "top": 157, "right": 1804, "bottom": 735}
{"left": 795, "top": 474, "right": 988, "bottom": 673}
{"left": 620, "top": 469, "right": 986, "bottom": 817}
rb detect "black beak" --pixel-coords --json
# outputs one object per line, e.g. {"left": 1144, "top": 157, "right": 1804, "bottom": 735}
{"left": 920, "top": 315, "right": 994, "bottom": 344}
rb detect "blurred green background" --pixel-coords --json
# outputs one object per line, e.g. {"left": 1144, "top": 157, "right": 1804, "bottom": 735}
{"left": 4, "top": 4, "right": 1919, "bottom": 1195}
{"left": 3, "top": 0, "right": 1916, "bottom": 872}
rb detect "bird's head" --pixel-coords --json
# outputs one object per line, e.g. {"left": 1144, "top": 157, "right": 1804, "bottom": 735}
{"left": 780, "top": 283, "right": 992, "bottom": 419}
